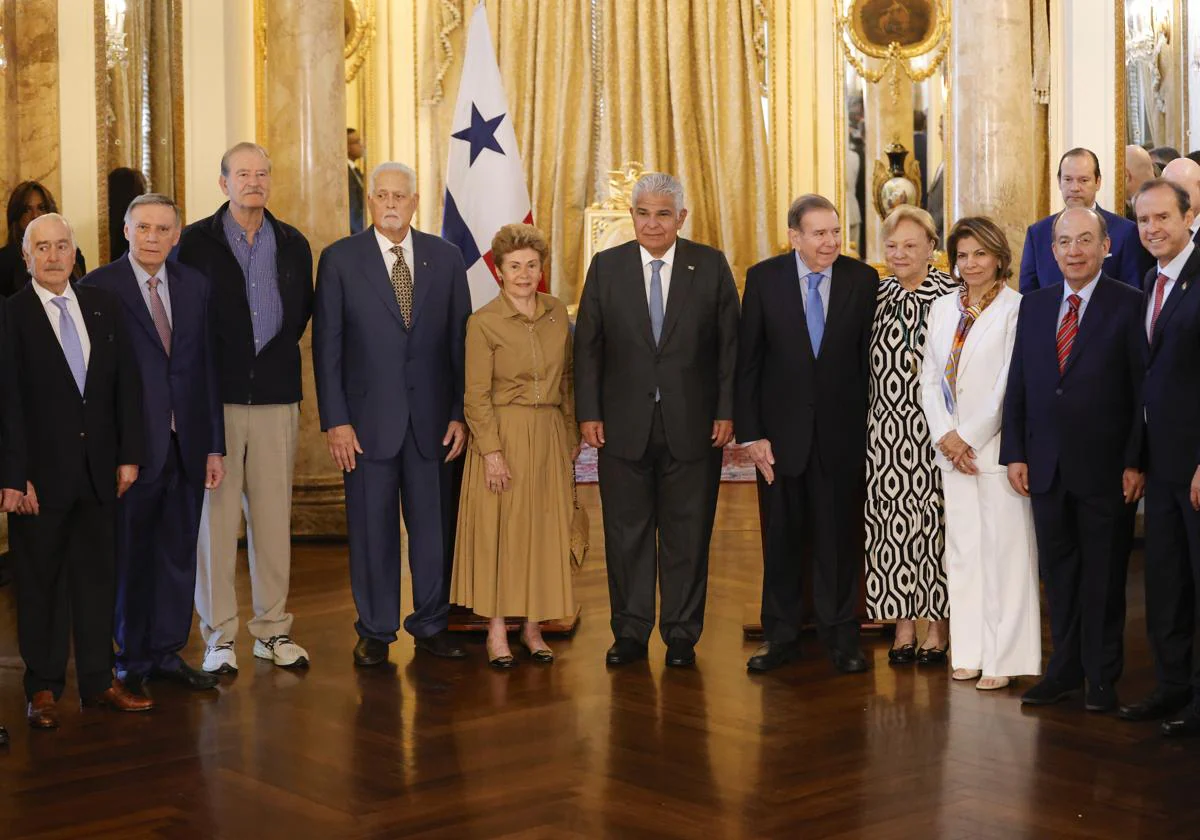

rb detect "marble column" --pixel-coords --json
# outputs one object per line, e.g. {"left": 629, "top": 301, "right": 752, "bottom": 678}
{"left": 864, "top": 69, "right": 914, "bottom": 261}
{"left": 262, "top": 0, "right": 348, "bottom": 535}
{"left": 949, "top": 0, "right": 1035, "bottom": 280}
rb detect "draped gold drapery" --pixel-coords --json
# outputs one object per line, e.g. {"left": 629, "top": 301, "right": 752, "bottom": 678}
{"left": 420, "top": 0, "right": 772, "bottom": 301}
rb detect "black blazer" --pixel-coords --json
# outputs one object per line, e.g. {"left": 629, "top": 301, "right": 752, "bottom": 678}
{"left": 574, "top": 237, "right": 740, "bottom": 462}
{"left": 176, "top": 203, "right": 314, "bottom": 405}
{"left": 1141, "top": 246, "right": 1200, "bottom": 484}
{"left": 0, "top": 283, "right": 144, "bottom": 506}
{"left": 734, "top": 252, "right": 877, "bottom": 477}
{"left": 999, "top": 275, "right": 1145, "bottom": 496}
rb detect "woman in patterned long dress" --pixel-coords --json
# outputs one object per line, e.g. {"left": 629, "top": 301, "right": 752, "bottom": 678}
{"left": 865, "top": 206, "right": 957, "bottom": 666}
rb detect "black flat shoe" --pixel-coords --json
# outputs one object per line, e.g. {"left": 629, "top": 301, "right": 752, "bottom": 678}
{"left": 151, "top": 662, "right": 218, "bottom": 691}
{"left": 1021, "top": 677, "right": 1080, "bottom": 706}
{"left": 518, "top": 638, "right": 554, "bottom": 663}
{"left": 487, "top": 641, "right": 518, "bottom": 669}
{"left": 747, "top": 641, "right": 800, "bottom": 672}
{"left": 605, "top": 638, "right": 648, "bottom": 666}
{"left": 353, "top": 636, "right": 389, "bottom": 667}
{"left": 415, "top": 631, "right": 468, "bottom": 659}
{"left": 665, "top": 642, "right": 696, "bottom": 668}
{"left": 1119, "top": 688, "right": 1192, "bottom": 722}
{"left": 831, "top": 648, "right": 869, "bottom": 674}
{"left": 1085, "top": 683, "right": 1118, "bottom": 713}
{"left": 916, "top": 645, "right": 948, "bottom": 666}
{"left": 888, "top": 643, "right": 917, "bottom": 665}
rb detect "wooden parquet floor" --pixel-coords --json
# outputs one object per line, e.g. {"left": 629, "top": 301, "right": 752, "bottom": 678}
{"left": 0, "top": 484, "right": 1197, "bottom": 839}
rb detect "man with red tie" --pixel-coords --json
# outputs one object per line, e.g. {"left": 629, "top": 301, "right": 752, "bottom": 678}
{"left": 1001, "top": 206, "right": 1145, "bottom": 714}
{"left": 1119, "top": 178, "right": 1200, "bottom": 735}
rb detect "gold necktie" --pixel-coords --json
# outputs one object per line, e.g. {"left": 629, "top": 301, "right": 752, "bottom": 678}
{"left": 389, "top": 245, "right": 413, "bottom": 328}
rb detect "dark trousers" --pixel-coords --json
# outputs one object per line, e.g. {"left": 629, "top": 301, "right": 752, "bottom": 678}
{"left": 11, "top": 490, "right": 115, "bottom": 701}
{"left": 758, "top": 445, "right": 861, "bottom": 653}
{"left": 1030, "top": 476, "right": 1133, "bottom": 688}
{"left": 345, "top": 420, "right": 453, "bottom": 642}
{"left": 114, "top": 435, "right": 204, "bottom": 678}
{"left": 1143, "top": 473, "right": 1200, "bottom": 693}
{"left": 597, "top": 405, "right": 722, "bottom": 646}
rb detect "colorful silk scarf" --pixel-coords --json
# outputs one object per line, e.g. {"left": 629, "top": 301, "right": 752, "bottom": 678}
{"left": 941, "top": 281, "right": 1001, "bottom": 414}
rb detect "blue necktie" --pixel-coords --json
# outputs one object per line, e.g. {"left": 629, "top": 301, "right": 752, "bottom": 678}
{"left": 649, "top": 259, "right": 665, "bottom": 344}
{"left": 806, "top": 272, "right": 825, "bottom": 356}
{"left": 51, "top": 297, "right": 87, "bottom": 395}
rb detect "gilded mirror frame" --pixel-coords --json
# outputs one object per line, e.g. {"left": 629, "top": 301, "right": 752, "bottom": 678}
{"left": 94, "top": 0, "right": 186, "bottom": 265}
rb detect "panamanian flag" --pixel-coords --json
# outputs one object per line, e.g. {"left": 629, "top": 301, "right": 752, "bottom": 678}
{"left": 441, "top": 2, "right": 537, "bottom": 310}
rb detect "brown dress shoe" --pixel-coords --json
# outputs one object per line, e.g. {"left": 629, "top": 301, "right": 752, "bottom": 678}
{"left": 27, "top": 691, "right": 59, "bottom": 729}
{"left": 82, "top": 679, "right": 154, "bottom": 713}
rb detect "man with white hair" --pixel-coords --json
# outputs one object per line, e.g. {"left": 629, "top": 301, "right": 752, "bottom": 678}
{"left": 0, "top": 213, "right": 151, "bottom": 730}
{"left": 177, "top": 142, "right": 315, "bottom": 674}
{"left": 313, "top": 161, "right": 471, "bottom": 666}
{"left": 574, "top": 172, "right": 740, "bottom": 668}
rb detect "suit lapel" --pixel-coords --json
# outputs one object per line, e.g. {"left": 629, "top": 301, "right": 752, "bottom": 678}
{"left": 658, "top": 239, "right": 694, "bottom": 349}
{"left": 956, "top": 291, "right": 1004, "bottom": 378}
{"left": 1150, "top": 247, "right": 1200, "bottom": 354}
{"left": 1060, "top": 280, "right": 1105, "bottom": 378}
{"left": 409, "top": 230, "right": 433, "bottom": 328}
{"left": 114, "top": 260, "right": 168, "bottom": 356}
{"left": 622, "top": 243, "right": 656, "bottom": 350}
{"left": 25, "top": 287, "right": 87, "bottom": 398}
{"left": 825, "top": 257, "right": 852, "bottom": 334}
{"left": 78, "top": 292, "right": 106, "bottom": 399}
{"left": 781, "top": 252, "right": 813, "bottom": 360}
{"left": 360, "top": 230, "right": 405, "bottom": 327}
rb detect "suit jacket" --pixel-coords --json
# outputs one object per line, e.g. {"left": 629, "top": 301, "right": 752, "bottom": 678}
{"left": 734, "top": 252, "right": 876, "bottom": 477}
{"left": 1141, "top": 247, "right": 1200, "bottom": 484}
{"left": 920, "top": 284, "right": 1021, "bottom": 474}
{"left": 1019, "top": 206, "right": 1152, "bottom": 293}
{"left": 348, "top": 164, "right": 365, "bottom": 234}
{"left": 82, "top": 257, "right": 224, "bottom": 486}
{"left": 313, "top": 227, "right": 471, "bottom": 461}
{"left": 0, "top": 283, "right": 144, "bottom": 506}
{"left": 574, "top": 237, "right": 740, "bottom": 462}
{"left": 999, "top": 275, "right": 1145, "bottom": 496}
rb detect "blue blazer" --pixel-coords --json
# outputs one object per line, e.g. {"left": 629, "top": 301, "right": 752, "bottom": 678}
{"left": 1019, "top": 206, "right": 1153, "bottom": 293}
{"left": 1000, "top": 275, "right": 1145, "bottom": 496}
{"left": 82, "top": 257, "right": 224, "bottom": 485}
{"left": 312, "top": 227, "right": 471, "bottom": 461}
{"left": 1141, "top": 248, "right": 1200, "bottom": 484}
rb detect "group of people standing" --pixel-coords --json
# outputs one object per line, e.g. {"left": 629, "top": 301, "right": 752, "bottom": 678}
{"left": 2, "top": 141, "right": 1200, "bottom": 749}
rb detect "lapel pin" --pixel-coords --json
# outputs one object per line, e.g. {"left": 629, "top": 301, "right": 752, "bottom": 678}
{"left": 688, "top": 265, "right": 695, "bottom": 270}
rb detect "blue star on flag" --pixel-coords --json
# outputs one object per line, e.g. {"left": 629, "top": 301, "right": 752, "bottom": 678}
{"left": 451, "top": 104, "right": 506, "bottom": 165}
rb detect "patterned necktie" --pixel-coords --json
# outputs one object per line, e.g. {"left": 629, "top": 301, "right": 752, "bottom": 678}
{"left": 1057, "top": 294, "right": 1081, "bottom": 373}
{"left": 1148, "top": 272, "right": 1170, "bottom": 341}
{"left": 806, "top": 272, "right": 825, "bottom": 355}
{"left": 649, "top": 259, "right": 665, "bottom": 344}
{"left": 147, "top": 277, "right": 172, "bottom": 356}
{"left": 50, "top": 297, "right": 86, "bottom": 395}
{"left": 389, "top": 245, "right": 414, "bottom": 328}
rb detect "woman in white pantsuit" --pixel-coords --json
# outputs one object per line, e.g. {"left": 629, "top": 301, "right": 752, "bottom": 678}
{"left": 920, "top": 216, "right": 1041, "bottom": 691}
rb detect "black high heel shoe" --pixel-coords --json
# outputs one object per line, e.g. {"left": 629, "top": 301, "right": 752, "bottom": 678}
{"left": 888, "top": 643, "right": 917, "bottom": 665}
{"left": 519, "top": 636, "right": 554, "bottom": 663}
{"left": 487, "top": 639, "right": 517, "bottom": 669}
{"left": 916, "top": 644, "right": 949, "bottom": 666}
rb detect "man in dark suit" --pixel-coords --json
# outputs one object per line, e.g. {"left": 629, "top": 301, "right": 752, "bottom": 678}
{"left": 1118, "top": 179, "right": 1200, "bottom": 736}
{"left": 735, "top": 193, "right": 877, "bottom": 674}
{"left": 177, "top": 142, "right": 314, "bottom": 674}
{"left": 348, "top": 128, "right": 365, "bottom": 234}
{"left": 1020, "top": 148, "right": 1152, "bottom": 292}
{"left": 574, "top": 172, "right": 739, "bottom": 668}
{"left": 1001, "top": 207, "right": 1146, "bottom": 713}
{"left": 83, "top": 194, "right": 226, "bottom": 694}
{"left": 0, "top": 213, "right": 152, "bottom": 730}
{"left": 313, "top": 161, "right": 471, "bottom": 666}
{"left": 1163, "top": 157, "right": 1200, "bottom": 244}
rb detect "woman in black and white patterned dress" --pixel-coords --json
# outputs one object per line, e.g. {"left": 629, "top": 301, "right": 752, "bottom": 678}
{"left": 865, "top": 206, "right": 957, "bottom": 666}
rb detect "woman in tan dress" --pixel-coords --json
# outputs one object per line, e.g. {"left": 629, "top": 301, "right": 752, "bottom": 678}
{"left": 451, "top": 223, "right": 580, "bottom": 668}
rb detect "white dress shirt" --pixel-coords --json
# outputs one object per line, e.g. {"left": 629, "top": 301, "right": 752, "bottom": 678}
{"left": 376, "top": 226, "right": 413, "bottom": 279}
{"left": 1146, "top": 239, "right": 1196, "bottom": 338}
{"left": 640, "top": 242, "right": 676, "bottom": 307}
{"left": 33, "top": 281, "right": 91, "bottom": 367}
{"left": 794, "top": 252, "right": 832, "bottom": 317}
{"left": 129, "top": 253, "right": 173, "bottom": 326}
{"left": 1057, "top": 272, "right": 1100, "bottom": 330}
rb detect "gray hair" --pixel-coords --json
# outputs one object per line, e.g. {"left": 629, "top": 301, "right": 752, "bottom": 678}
{"left": 220, "top": 142, "right": 272, "bottom": 177}
{"left": 124, "top": 193, "right": 182, "bottom": 227}
{"left": 632, "top": 172, "right": 685, "bottom": 213}
{"left": 369, "top": 162, "right": 417, "bottom": 195}
{"left": 1051, "top": 205, "right": 1109, "bottom": 240}
{"left": 787, "top": 194, "right": 839, "bottom": 231}
{"left": 22, "top": 213, "right": 76, "bottom": 271}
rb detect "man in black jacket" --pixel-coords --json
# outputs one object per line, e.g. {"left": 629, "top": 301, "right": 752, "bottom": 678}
{"left": 177, "top": 142, "right": 314, "bottom": 675}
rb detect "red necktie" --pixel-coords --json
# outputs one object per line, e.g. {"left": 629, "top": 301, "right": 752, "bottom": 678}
{"left": 1149, "top": 272, "right": 1170, "bottom": 341}
{"left": 1056, "top": 294, "right": 1081, "bottom": 373}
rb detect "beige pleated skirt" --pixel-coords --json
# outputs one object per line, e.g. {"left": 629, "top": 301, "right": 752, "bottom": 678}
{"left": 451, "top": 404, "right": 576, "bottom": 621}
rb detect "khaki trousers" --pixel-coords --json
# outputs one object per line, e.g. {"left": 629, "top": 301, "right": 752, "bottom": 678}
{"left": 195, "top": 403, "right": 299, "bottom": 646}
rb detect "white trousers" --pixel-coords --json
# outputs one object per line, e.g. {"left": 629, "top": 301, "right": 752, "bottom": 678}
{"left": 942, "top": 469, "right": 1042, "bottom": 677}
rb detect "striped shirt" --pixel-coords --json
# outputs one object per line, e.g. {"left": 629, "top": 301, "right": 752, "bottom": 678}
{"left": 222, "top": 210, "right": 283, "bottom": 354}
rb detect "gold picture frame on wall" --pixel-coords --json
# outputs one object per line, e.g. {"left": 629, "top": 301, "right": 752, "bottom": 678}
{"left": 847, "top": 0, "right": 943, "bottom": 59}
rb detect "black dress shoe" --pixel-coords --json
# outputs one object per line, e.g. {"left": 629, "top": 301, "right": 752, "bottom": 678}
{"left": 0, "top": 725, "right": 8, "bottom": 746}
{"left": 353, "top": 637, "right": 389, "bottom": 666}
{"left": 665, "top": 642, "right": 696, "bottom": 668}
{"left": 414, "top": 631, "right": 468, "bottom": 659}
{"left": 830, "top": 648, "right": 869, "bottom": 674}
{"left": 1085, "top": 683, "right": 1118, "bottom": 713}
{"left": 152, "top": 661, "right": 218, "bottom": 691}
{"left": 746, "top": 641, "right": 800, "bottom": 672}
{"left": 1162, "top": 706, "right": 1200, "bottom": 737}
{"left": 888, "top": 644, "right": 916, "bottom": 665}
{"left": 605, "top": 638, "right": 648, "bottom": 666}
{"left": 916, "top": 645, "right": 948, "bottom": 666}
{"left": 122, "top": 673, "right": 152, "bottom": 698}
{"left": 1021, "top": 677, "right": 1080, "bottom": 706}
{"left": 1118, "top": 688, "right": 1192, "bottom": 722}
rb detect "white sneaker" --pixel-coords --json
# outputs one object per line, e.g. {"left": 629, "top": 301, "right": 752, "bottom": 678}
{"left": 253, "top": 635, "right": 310, "bottom": 668}
{"left": 202, "top": 643, "right": 238, "bottom": 674}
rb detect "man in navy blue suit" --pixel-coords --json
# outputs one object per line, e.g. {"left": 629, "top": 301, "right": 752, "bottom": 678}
{"left": 1001, "top": 206, "right": 1145, "bottom": 713}
{"left": 1019, "top": 148, "right": 1153, "bottom": 292}
{"left": 313, "top": 162, "right": 472, "bottom": 666}
{"left": 84, "top": 194, "right": 226, "bottom": 694}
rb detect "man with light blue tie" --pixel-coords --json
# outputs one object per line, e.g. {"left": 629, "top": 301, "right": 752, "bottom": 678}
{"left": 735, "top": 194, "right": 879, "bottom": 674}
{"left": 575, "top": 173, "right": 740, "bottom": 668}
